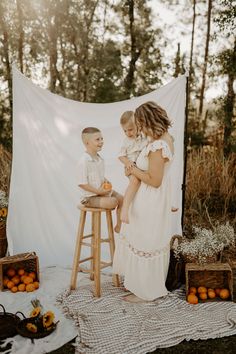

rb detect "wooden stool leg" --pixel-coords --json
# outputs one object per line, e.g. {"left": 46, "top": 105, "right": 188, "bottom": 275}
{"left": 70, "top": 210, "right": 86, "bottom": 290}
{"left": 93, "top": 211, "right": 101, "bottom": 297}
{"left": 90, "top": 212, "right": 95, "bottom": 281}
{"left": 106, "top": 211, "right": 120, "bottom": 287}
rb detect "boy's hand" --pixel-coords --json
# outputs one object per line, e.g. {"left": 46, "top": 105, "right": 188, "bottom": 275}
{"left": 97, "top": 187, "right": 111, "bottom": 196}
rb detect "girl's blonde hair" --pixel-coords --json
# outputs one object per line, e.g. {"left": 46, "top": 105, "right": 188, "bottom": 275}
{"left": 120, "top": 111, "right": 134, "bottom": 126}
{"left": 134, "top": 101, "right": 171, "bottom": 139}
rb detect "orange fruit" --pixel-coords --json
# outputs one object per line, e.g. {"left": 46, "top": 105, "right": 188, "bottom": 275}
{"left": 3, "top": 276, "right": 9, "bottom": 287}
{"left": 199, "top": 292, "right": 208, "bottom": 300}
{"left": 189, "top": 287, "right": 197, "bottom": 295}
{"left": 23, "top": 276, "right": 34, "bottom": 285}
{"left": 33, "top": 281, "right": 39, "bottom": 289}
{"left": 18, "top": 283, "right": 26, "bottom": 292}
{"left": 11, "top": 276, "right": 20, "bottom": 285}
{"left": 18, "top": 269, "right": 25, "bottom": 276}
{"left": 28, "top": 272, "right": 36, "bottom": 280}
{"left": 11, "top": 286, "right": 18, "bottom": 293}
{"left": 215, "top": 288, "right": 221, "bottom": 296}
{"left": 208, "top": 289, "right": 216, "bottom": 299}
{"left": 7, "top": 268, "right": 16, "bottom": 277}
{"left": 197, "top": 286, "right": 207, "bottom": 294}
{"left": 187, "top": 294, "right": 198, "bottom": 304}
{"left": 21, "top": 275, "right": 27, "bottom": 282}
{"left": 102, "top": 182, "right": 112, "bottom": 191}
{"left": 6, "top": 280, "right": 15, "bottom": 289}
{"left": 219, "top": 288, "right": 230, "bottom": 300}
{"left": 26, "top": 283, "right": 35, "bottom": 292}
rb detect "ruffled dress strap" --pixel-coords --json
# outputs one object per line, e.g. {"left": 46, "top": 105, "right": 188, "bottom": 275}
{"left": 145, "top": 139, "right": 173, "bottom": 161}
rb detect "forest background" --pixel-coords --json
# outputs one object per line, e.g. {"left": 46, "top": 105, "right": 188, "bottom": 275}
{"left": 0, "top": 0, "right": 235, "bottom": 232}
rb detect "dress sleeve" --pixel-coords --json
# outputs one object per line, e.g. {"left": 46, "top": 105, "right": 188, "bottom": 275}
{"left": 77, "top": 159, "right": 88, "bottom": 185}
{"left": 145, "top": 140, "right": 173, "bottom": 161}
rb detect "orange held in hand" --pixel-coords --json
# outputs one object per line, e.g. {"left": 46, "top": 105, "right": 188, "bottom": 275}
{"left": 102, "top": 181, "right": 112, "bottom": 191}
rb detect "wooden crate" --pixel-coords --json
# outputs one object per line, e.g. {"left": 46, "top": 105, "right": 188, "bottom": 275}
{"left": 185, "top": 262, "right": 233, "bottom": 301}
{"left": 0, "top": 252, "right": 39, "bottom": 291}
{"left": 227, "top": 260, "right": 236, "bottom": 302}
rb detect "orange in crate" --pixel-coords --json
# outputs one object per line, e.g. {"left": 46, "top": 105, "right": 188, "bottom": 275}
{"left": 0, "top": 252, "right": 40, "bottom": 292}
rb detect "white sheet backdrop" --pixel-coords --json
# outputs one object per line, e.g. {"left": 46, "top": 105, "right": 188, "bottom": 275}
{"left": 7, "top": 68, "right": 186, "bottom": 267}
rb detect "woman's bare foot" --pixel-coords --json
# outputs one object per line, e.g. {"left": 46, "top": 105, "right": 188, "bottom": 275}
{"left": 120, "top": 208, "right": 129, "bottom": 224}
{"left": 114, "top": 222, "right": 121, "bottom": 233}
{"left": 122, "top": 294, "right": 148, "bottom": 303}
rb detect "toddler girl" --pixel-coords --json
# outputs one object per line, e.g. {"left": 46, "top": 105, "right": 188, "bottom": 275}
{"left": 118, "top": 111, "right": 148, "bottom": 223}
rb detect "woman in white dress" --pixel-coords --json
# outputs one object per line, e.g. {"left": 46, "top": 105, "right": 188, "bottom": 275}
{"left": 113, "top": 101, "right": 174, "bottom": 302}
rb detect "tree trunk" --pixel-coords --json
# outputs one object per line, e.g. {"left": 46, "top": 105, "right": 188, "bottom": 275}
{"left": 174, "top": 43, "right": 181, "bottom": 77}
{"left": 223, "top": 39, "right": 236, "bottom": 157}
{"left": 188, "top": 0, "right": 196, "bottom": 106}
{"left": 199, "top": 0, "right": 212, "bottom": 117}
{"left": 124, "top": 0, "right": 141, "bottom": 97}
{"left": 16, "top": 0, "right": 24, "bottom": 73}
{"left": 0, "top": 4, "right": 12, "bottom": 111}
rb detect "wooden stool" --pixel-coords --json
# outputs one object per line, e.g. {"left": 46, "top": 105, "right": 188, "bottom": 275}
{"left": 70, "top": 205, "right": 120, "bottom": 297}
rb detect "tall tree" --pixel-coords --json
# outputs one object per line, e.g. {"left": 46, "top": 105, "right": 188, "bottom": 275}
{"left": 16, "top": 0, "right": 24, "bottom": 73}
{"left": 114, "top": 0, "right": 164, "bottom": 98}
{"left": 188, "top": 0, "right": 196, "bottom": 105}
{"left": 199, "top": 0, "right": 213, "bottom": 116}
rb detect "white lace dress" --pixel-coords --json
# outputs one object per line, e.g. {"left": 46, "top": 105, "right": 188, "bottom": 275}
{"left": 113, "top": 139, "right": 174, "bottom": 300}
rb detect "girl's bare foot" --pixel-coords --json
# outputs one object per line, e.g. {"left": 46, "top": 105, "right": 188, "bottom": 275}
{"left": 120, "top": 208, "right": 129, "bottom": 224}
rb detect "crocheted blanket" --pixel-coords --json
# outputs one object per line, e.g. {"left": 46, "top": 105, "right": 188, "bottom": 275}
{"left": 57, "top": 281, "right": 236, "bottom": 354}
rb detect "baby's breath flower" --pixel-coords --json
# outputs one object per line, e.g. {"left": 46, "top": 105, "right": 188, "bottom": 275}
{"left": 172, "top": 223, "right": 235, "bottom": 264}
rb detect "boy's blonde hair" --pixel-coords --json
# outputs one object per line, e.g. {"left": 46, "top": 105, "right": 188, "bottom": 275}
{"left": 120, "top": 111, "right": 134, "bottom": 126}
{"left": 81, "top": 127, "right": 101, "bottom": 144}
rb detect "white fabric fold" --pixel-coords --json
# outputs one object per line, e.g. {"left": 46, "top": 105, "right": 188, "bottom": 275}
{"left": 8, "top": 68, "right": 186, "bottom": 267}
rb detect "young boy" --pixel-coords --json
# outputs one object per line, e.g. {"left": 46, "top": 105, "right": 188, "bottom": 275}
{"left": 78, "top": 127, "right": 123, "bottom": 233}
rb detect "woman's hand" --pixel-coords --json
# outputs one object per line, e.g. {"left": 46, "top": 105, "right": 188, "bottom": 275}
{"left": 125, "top": 164, "right": 136, "bottom": 176}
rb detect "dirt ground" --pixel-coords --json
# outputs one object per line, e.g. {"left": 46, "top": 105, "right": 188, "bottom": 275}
{"left": 48, "top": 334, "right": 236, "bottom": 354}
{"left": 1, "top": 333, "right": 236, "bottom": 353}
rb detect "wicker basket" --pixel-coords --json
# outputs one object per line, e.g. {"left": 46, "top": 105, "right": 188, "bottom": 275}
{"left": 0, "top": 223, "right": 7, "bottom": 258}
{"left": 166, "top": 235, "right": 185, "bottom": 291}
{"left": 0, "top": 252, "right": 39, "bottom": 291}
{"left": 185, "top": 262, "right": 233, "bottom": 301}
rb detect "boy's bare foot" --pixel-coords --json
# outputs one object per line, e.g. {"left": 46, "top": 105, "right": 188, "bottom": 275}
{"left": 122, "top": 294, "right": 148, "bottom": 303}
{"left": 120, "top": 209, "right": 129, "bottom": 224}
{"left": 114, "top": 222, "right": 121, "bottom": 233}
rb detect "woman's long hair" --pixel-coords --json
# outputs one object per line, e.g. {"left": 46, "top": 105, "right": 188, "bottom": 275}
{"left": 134, "top": 101, "right": 172, "bottom": 139}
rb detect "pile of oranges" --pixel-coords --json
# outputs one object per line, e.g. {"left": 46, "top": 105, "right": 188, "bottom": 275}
{"left": 187, "top": 286, "right": 230, "bottom": 304}
{"left": 3, "top": 267, "right": 39, "bottom": 293}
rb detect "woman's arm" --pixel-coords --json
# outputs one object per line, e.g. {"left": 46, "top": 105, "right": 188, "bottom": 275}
{"left": 128, "top": 150, "right": 166, "bottom": 188}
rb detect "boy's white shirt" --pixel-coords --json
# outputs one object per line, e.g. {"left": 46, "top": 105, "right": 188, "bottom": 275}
{"left": 119, "top": 134, "right": 148, "bottom": 162}
{"left": 77, "top": 152, "right": 105, "bottom": 202}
